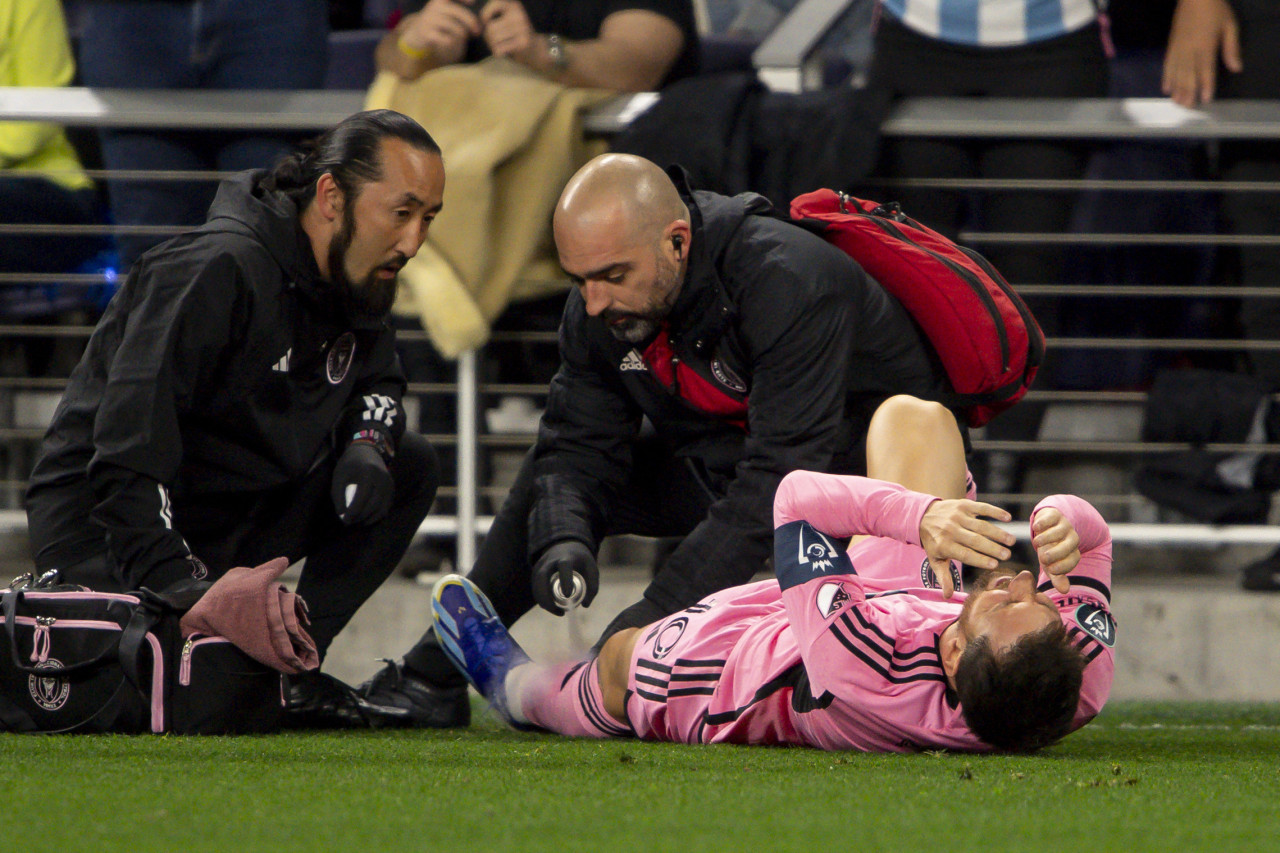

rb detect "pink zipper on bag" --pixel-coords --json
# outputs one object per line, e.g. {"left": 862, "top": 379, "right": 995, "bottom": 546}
{"left": 179, "top": 635, "right": 233, "bottom": 686}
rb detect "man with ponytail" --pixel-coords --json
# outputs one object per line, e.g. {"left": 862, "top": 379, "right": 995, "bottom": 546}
{"left": 25, "top": 110, "right": 447, "bottom": 727}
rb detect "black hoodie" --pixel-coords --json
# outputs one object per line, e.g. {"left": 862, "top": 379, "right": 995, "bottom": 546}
{"left": 528, "top": 172, "right": 949, "bottom": 615}
{"left": 26, "top": 171, "right": 407, "bottom": 590}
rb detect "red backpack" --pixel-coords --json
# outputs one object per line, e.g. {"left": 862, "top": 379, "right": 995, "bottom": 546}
{"left": 790, "top": 189, "right": 1045, "bottom": 427}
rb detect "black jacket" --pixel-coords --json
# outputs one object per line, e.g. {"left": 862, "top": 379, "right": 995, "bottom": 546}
{"left": 529, "top": 172, "right": 947, "bottom": 611}
{"left": 25, "top": 172, "right": 407, "bottom": 590}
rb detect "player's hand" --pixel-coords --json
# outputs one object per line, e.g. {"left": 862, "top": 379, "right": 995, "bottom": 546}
{"left": 331, "top": 442, "right": 394, "bottom": 526}
{"left": 480, "top": 0, "right": 538, "bottom": 64}
{"left": 919, "top": 499, "right": 1014, "bottom": 599}
{"left": 398, "top": 0, "right": 483, "bottom": 66}
{"left": 1162, "top": 0, "right": 1241, "bottom": 107}
{"left": 531, "top": 540, "right": 599, "bottom": 615}
{"left": 1030, "top": 507, "right": 1080, "bottom": 594}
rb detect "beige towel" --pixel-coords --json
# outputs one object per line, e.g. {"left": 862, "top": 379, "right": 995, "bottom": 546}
{"left": 366, "top": 58, "right": 614, "bottom": 357}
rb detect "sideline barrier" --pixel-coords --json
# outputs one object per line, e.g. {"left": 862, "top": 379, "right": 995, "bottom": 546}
{"left": 4, "top": 90, "right": 1280, "bottom": 562}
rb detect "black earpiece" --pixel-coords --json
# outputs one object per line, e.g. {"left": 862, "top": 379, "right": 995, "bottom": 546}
{"left": 672, "top": 235, "right": 684, "bottom": 257}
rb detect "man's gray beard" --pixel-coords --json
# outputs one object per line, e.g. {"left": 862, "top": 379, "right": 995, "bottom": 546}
{"left": 608, "top": 316, "right": 661, "bottom": 343}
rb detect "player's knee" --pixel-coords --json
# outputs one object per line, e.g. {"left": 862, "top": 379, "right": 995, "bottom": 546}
{"left": 599, "top": 627, "right": 641, "bottom": 722}
{"left": 871, "top": 395, "right": 957, "bottom": 449}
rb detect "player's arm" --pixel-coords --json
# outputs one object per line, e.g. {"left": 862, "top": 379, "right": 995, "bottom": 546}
{"left": 87, "top": 255, "right": 245, "bottom": 590}
{"left": 1030, "top": 494, "right": 1112, "bottom": 602}
{"left": 775, "top": 471, "right": 1013, "bottom": 594}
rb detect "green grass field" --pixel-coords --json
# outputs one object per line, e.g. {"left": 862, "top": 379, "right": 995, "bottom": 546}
{"left": 3, "top": 701, "right": 1277, "bottom": 853}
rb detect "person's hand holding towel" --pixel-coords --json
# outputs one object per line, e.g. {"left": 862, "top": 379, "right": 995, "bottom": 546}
{"left": 179, "top": 557, "right": 320, "bottom": 674}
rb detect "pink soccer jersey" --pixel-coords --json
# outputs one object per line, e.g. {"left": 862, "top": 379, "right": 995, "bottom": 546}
{"left": 624, "top": 471, "right": 1115, "bottom": 752}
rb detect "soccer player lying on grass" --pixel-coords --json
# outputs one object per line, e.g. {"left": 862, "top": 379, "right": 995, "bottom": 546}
{"left": 431, "top": 395, "right": 1116, "bottom": 752}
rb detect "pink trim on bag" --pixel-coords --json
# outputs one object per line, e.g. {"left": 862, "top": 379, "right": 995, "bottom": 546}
{"left": 179, "top": 636, "right": 232, "bottom": 687}
{"left": 18, "top": 592, "right": 141, "bottom": 604}
{"left": 145, "top": 631, "right": 164, "bottom": 733}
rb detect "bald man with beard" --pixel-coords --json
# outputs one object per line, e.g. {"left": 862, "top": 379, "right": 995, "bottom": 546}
{"left": 359, "top": 154, "right": 957, "bottom": 729}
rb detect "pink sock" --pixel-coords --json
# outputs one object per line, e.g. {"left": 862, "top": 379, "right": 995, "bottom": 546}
{"left": 517, "top": 659, "right": 633, "bottom": 738}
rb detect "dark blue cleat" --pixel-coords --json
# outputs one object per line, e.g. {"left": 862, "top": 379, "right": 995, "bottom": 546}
{"left": 431, "top": 574, "right": 532, "bottom": 728}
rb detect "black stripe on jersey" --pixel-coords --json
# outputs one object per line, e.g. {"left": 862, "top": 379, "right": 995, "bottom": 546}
{"left": 635, "top": 688, "right": 666, "bottom": 702}
{"left": 866, "top": 589, "right": 909, "bottom": 599}
{"left": 1084, "top": 644, "right": 1105, "bottom": 664}
{"left": 560, "top": 660, "right": 589, "bottom": 690}
{"left": 579, "top": 662, "right": 633, "bottom": 736}
{"left": 683, "top": 603, "right": 714, "bottom": 614}
{"left": 635, "top": 673, "right": 668, "bottom": 689}
{"left": 636, "top": 659, "right": 672, "bottom": 674}
{"left": 833, "top": 615, "right": 947, "bottom": 678}
{"left": 1040, "top": 575, "right": 1110, "bottom": 602}
{"left": 674, "top": 658, "right": 726, "bottom": 669}
{"left": 847, "top": 606, "right": 896, "bottom": 649}
{"left": 892, "top": 645, "right": 939, "bottom": 662}
{"left": 667, "top": 687, "right": 717, "bottom": 697}
{"left": 702, "top": 662, "right": 813, "bottom": 726}
{"left": 670, "top": 672, "right": 721, "bottom": 682}
{"left": 831, "top": 622, "right": 948, "bottom": 685}
{"left": 1067, "top": 626, "right": 1100, "bottom": 656}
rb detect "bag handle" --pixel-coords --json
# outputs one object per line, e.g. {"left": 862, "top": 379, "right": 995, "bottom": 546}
{"left": 3, "top": 590, "right": 132, "bottom": 677}
{"left": 116, "top": 606, "right": 161, "bottom": 692}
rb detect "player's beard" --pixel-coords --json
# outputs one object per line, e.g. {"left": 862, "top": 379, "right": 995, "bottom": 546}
{"left": 601, "top": 250, "right": 683, "bottom": 344}
{"left": 327, "top": 203, "right": 402, "bottom": 322}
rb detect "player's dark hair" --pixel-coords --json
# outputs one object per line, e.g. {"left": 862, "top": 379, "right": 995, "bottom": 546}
{"left": 261, "top": 109, "right": 440, "bottom": 205}
{"left": 953, "top": 620, "right": 1085, "bottom": 753}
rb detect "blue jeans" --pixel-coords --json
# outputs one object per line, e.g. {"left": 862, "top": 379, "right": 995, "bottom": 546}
{"left": 76, "top": 0, "right": 329, "bottom": 268}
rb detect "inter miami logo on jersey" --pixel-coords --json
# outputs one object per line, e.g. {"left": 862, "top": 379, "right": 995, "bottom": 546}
{"left": 29, "top": 659, "right": 70, "bottom": 711}
{"left": 815, "top": 582, "right": 850, "bottom": 619}
{"left": 651, "top": 616, "right": 688, "bottom": 660}
{"left": 327, "top": 332, "right": 357, "bottom": 385}
{"left": 919, "top": 557, "right": 962, "bottom": 592}
{"left": 1074, "top": 603, "right": 1116, "bottom": 647}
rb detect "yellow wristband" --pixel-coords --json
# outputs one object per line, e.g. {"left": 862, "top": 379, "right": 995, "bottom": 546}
{"left": 396, "top": 37, "right": 432, "bottom": 61}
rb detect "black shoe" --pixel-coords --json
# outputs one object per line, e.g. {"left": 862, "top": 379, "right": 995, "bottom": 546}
{"left": 1242, "top": 549, "right": 1280, "bottom": 592}
{"left": 284, "top": 671, "right": 379, "bottom": 729}
{"left": 357, "top": 659, "right": 471, "bottom": 728}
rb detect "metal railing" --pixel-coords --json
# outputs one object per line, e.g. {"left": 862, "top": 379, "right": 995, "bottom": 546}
{"left": 4, "top": 89, "right": 1280, "bottom": 562}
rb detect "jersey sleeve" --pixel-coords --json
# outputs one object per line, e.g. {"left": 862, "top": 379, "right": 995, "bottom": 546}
{"left": 773, "top": 470, "right": 937, "bottom": 544}
{"left": 1033, "top": 494, "right": 1116, "bottom": 727}
{"left": 773, "top": 472, "right": 949, "bottom": 703}
{"left": 1032, "top": 494, "right": 1112, "bottom": 605}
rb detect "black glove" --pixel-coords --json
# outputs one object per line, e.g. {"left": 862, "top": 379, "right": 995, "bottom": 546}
{"left": 331, "top": 442, "right": 393, "bottom": 525}
{"left": 531, "top": 540, "right": 599, "bottom": 615}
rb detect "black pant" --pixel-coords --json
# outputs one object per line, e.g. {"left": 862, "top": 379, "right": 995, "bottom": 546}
{"left": 403, "top": 439, "right": 718, "bottom": 683}
{"left": 864, "top": 18, "right": 1111, "bottom": 342}
{"left": 1217, "top": 6, "right": 1280, "bottom": 387}
{"left": 65, "top": 431, "right": 440, "bottom": 659}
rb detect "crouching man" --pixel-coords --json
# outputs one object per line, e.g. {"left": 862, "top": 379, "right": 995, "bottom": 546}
{"left": 24, "top": 110, "right": 447, "bottom": 726}
{"left": 430, "top": 396, "right": 1115, "bottom": 752}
